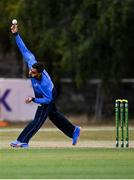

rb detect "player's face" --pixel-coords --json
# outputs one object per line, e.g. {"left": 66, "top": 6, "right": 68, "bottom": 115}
{"left": 29, "top": 67, "right": 39, "bottom": 78}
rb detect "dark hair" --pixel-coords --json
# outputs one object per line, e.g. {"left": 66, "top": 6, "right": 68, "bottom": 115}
{"left": 32, "top": 63, "right": 44, "bottom": 73}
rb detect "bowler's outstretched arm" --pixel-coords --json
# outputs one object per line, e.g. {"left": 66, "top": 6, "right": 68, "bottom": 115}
{"left": 11, "top": 25, "right": 37, "bottom": 69}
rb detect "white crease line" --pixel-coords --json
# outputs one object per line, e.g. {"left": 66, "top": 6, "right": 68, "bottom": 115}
{"left": 1, "top": 140, "right": 134, "bottom": 148}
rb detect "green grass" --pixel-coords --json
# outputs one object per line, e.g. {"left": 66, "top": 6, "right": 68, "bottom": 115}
{"left": 1, "top": 127, "right": 134, "bottom": 178}
{"left": 0, "top": 148, "right": 134, "bottom": 179}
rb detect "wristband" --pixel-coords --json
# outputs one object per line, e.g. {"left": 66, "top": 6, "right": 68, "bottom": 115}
{"left": 32, "top": 98, "right": 35, "bottom": 102}
{"left": 13, "top": 32, "right": 18, "bottom": 36}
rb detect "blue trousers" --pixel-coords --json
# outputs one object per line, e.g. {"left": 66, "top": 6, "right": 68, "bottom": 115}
{"left": 17, "top": 97, "right": 75, "bottom": 143}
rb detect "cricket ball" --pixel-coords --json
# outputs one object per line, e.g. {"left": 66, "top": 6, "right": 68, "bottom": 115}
{"left": 12, "top": 19, "right": 17, "bottom": 25}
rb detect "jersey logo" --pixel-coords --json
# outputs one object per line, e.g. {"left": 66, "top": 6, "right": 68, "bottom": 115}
{"left": 33, "top": 83, "right": 38, "bottom": 87}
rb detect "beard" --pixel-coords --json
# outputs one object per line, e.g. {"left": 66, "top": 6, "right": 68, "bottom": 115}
{"left": 29, "top": 73, "right": 42, "bottom": 80}
{"left": 29, "top": 74, "right": 36, "bottom": 78}
{"left": 28, "top": 71, "right": 37, "bottom": 78}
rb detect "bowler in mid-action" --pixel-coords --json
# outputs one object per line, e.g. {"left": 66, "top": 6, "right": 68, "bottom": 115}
{"left": 10, "top": 24, "right": 81, "bottom": 148}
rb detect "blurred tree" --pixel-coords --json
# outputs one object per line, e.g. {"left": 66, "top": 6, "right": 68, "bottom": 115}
{"left": 0, "top": 0, "right": 20, "bottom": 53}
{"left": 1, "top": 0, "right": 134, "bottom": 89}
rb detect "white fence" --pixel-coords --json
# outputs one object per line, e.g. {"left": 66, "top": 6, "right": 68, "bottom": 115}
{"left": 0, "top": 78, "right": 37, "bottom": 122}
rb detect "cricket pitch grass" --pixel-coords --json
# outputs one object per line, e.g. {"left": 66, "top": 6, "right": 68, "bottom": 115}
{"left": 0, "top": 126, "right": 134, "bottom": 179}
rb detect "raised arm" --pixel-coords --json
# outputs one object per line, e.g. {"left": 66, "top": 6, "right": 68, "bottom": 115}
{"left": 11, "top": 25, "right": 37, "bottom": 69}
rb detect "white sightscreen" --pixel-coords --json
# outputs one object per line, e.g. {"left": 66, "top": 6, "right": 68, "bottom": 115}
{"left": 0, "top": 78, "right": 37, "bottom": 122}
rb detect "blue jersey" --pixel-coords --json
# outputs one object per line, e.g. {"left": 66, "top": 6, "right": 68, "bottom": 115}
{"left": 14, "top": 34, "right": 54, "bottom": 104}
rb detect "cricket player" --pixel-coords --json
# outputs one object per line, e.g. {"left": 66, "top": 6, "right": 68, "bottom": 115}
{"left": 10, "top": 24, "right": 81, "bottom": 148}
